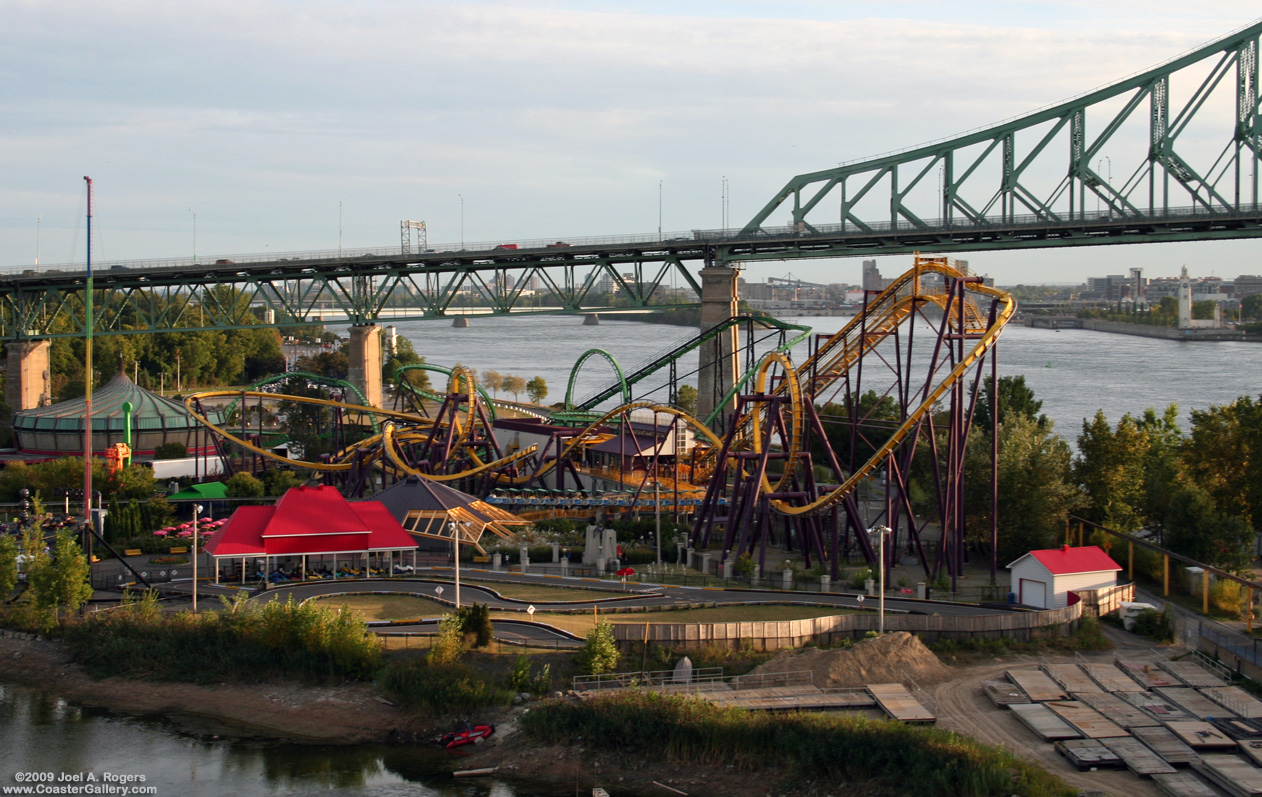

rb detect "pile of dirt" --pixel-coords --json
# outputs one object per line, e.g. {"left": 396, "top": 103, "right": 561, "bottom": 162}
{"left": 747, "top": 631, "right": 952, "bottom": 689}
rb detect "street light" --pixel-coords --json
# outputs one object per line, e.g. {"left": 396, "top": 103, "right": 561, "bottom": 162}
{"left": 874, "top": 525, "right": 891, "bottom": 633}
{"left": 188, "top": 209, "right": 197, "bottom": 263}
{"left": 192, "top": 503, "right": 203, "bottom": 612}
{"left": 36, "top": 214, "right": 45, "bottom": 271}
{"left": 449, "top": 520, "right": 461, "bottom": 609}
{"left": 653, "top": 479, "right": 662, "bottom": 568}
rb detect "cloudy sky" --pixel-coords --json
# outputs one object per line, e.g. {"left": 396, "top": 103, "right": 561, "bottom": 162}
{"left": 2, "top": 1, "right": 1259, "bottom": 285}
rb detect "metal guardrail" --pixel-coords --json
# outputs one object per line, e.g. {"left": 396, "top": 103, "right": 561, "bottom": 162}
{"left": 1199, "top": 621, "right": 1262, "bottom": 669}
{"left": 572, "top": 666, "right": 727, "bottom": 691}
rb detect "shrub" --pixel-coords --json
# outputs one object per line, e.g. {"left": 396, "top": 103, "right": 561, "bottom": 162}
{"left": 1211, "top": 579, "right": 1244, "bottom": 618}
{"left": 428, "top": 613, "right": 466, "bottom": 666}
{"left": 1131, "top": 608, "right": 1174, "bottom": 642}
{"left": 733, "top": 553, "right": 755, "bottom": 577}
{"left": 379, "top": 658, "right": 508, "bottom": 713}
{"left": 507, "top": 654, "right": 553, "bottom": 694}
{"left": 455, "top": 602, "right": 493, "bottom": 647}
{"left": 575, "top": 621, "right": 620, "bottom": 675}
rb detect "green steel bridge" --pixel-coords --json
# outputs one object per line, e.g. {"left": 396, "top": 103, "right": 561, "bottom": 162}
{"left": 2, "top": 19, "right": 1260, "bottom": 342}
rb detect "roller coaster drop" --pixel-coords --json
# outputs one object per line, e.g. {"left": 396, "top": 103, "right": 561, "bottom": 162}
{"left": 183, "top": 257, "right": 1011, "bottom": 580}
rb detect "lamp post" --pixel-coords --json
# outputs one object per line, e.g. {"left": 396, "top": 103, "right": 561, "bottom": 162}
{"left": 192, "top": 503, "right": 203, "bottom": 612}
{"left": 450, "top": 521, "right": 461, "bottom": 609}
{"left": 188, "top": 209, "right": 197, "bottom": 263}
{"left": 876, "top": 525, "right": 891, "bottom": 633}
{"left": 36, "top": 214, "right": 44, "bottom": 271}
{"left": 653, "top": 479, "right": 662, "bottom": 569}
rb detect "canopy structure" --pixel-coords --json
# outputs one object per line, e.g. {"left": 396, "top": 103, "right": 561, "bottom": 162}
{"left": 204, "top": 484, "right": 416, "bottom": 580}
{"left": 169, "top": 481, "right": 229, "bottom": 501}
{"left": 373, "top": 475, "right": 530, "bottom": 554}
{"left": 12, "top": 371, "right": 224, "bottom": 457}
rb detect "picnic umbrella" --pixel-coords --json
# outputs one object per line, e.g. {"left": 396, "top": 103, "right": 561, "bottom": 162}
{"left": 153, "top": 530, "right": 168, "bottom": 536}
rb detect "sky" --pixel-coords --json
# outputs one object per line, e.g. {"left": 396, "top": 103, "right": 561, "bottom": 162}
{"left": 2, "top": 1, "right": 1260, "bottom": 286}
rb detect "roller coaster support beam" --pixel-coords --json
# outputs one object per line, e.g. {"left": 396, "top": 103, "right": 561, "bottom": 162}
{"left": 347, "top": 324, "right": 383, "bottom": 408}
{"left": 697, "top": 264, "right": 741, "bottom": 429}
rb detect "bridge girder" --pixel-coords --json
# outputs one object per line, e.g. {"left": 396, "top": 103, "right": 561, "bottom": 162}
{"left": 740, "top": 21, "right": 1262, "bottom": 239}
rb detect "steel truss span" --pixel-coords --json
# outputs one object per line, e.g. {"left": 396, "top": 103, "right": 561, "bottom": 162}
{"left": 1, "top": 22, "right": 1260, "bottom": 342}
{"left": 690, "top": 257, "right": 1014, "bottom": 585}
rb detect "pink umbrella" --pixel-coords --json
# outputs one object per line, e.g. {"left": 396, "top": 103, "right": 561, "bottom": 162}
{"left": 177, "top": 530, "right": 193, "bottom": 537}
{"left": 161, "top": 526, "right": 177, "bottom": 532}
{"left": 153, "top": 530, "right": 168, "bottom": 536}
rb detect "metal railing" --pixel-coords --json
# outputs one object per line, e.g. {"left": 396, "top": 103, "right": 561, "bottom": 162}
{"left": 1199, "top": 621, "right": 1262, "bottom": 670}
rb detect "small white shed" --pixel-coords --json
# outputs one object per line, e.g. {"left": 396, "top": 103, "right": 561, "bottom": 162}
{"left": 1006, "top": 545, "right": 1122, "bottom": 610}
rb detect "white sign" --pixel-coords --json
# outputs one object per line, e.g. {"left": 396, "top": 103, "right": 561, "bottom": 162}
{"left": 435, "top": 586, "right": 444, "bottom": 597}
{"left": 856, "top": 595, "right": 865, "bottom": 606}
{"left": 527, "top": 604, "right": 536, "bottom": 617}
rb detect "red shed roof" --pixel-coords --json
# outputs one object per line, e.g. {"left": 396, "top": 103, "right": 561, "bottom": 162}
{"left": 204, "top": 484, "right": 416, "bottom": 558}
{"left": 1010, "top": 545, "right": 1122, "bottom": 576}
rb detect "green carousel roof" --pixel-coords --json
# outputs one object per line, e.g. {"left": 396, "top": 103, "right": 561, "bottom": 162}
{"left": 12, "top": 372, "right": 223, "bottom": 435}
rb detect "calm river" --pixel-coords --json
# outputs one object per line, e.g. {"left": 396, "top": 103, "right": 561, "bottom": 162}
{"left": 392, "top": 314, "right": 1262, "bottom": 436}
{"left": 0, "top": 681, "right": 537, "bottom": 796}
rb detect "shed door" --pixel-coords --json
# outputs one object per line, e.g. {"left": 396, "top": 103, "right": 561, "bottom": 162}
{"left": 1019, "top": 578, "right": 1048, "bottom": 608}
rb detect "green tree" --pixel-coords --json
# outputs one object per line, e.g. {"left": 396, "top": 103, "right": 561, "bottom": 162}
{"left": 526, "top": 376, "right": 548, "bottom": 404}
{"left": 384, "top": 336, "right": 431, "bottom": 392}
{"left": 1242, "top": 294, "right": 1262, "bottom": 322}
{"left": 673, "top": 384, "right": 698, "bottom": 417}
{"left": 1074, "top": 411, "right": 1150, "bottom": 533}
{"left": 482, "top": 370, "right": 502, "bottom": 397}
{"left": 1164, "top": 481, "right": 1254, "bottom": 573}
{"left": 501, "top": 374, "right": 526, "bottom": 401}
{"left": 225, "top": 472, "right": 265, "bottom": 499}
{"left": 963, "top": 415, "right": 1078, "bottom": 565}
{"left": 46, "top": 528, "right": 93, "bottom": 620}
{"left": 0, "top": 533, "right": 18, "bottom": 599}
{"left": 260, "top": 468, "right": 304, "bottom": 496}
{"left": 1135, "top": 404, "right": 1183, "bottom": 540}
{"left": 974, "top": 375, "right": 1047, "bottom": 431}
{"left": 1192, "top": 299, "right": 1217, "bottom": 321}
{"left": 575, "top": 621, "right": 620, "bottom": 675}
{"left": 1181, "top": 396, "right": 1262, "bottom": 529}
{"left": 153, "top": 441, "right": 188, "bottom": 460}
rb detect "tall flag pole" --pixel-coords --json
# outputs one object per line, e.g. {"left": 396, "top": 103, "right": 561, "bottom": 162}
{"left": 83, "top": 176, "right": 93, "bottom": 520}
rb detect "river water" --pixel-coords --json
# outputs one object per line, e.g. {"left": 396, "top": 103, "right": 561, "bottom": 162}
{"left": 393, "top": 314, "right": 1262, "bottom": 436}
{"left": 0, "top": 681, "right": 533, "bottom": 796}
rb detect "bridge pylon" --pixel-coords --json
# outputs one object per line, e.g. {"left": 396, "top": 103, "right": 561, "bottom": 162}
{"left": 5, "top": 340, "right": 51, "bottom": 411}
{"left": 697, "top": 265, "right": 741, "bottom": 429}
{"left": 347, "top": 324, "right": 383, "bottom": 408}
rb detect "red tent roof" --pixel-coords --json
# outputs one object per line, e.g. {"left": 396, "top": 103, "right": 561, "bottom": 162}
{"left": 1012, "top": 545, "right": 1122, "bottom": 576}
{"left": 204, "top": 485, "right": 416, "bottom": 558}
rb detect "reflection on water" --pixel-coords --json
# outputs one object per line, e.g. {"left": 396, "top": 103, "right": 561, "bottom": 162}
{"left": 0, "top": 681, "right": 534, "bottom": 796}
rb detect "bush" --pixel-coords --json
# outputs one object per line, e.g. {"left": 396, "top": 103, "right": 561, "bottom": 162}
{"left": 153, "top": 442, "right": 188, "bottom": 460}
{"left": 733, "top": 553, "right": 755, "bottom": 577}
{"left": 507, "top": 654, "right": 553, "bottom": 694}
{"left": 455, "top": 602, "right": 493, "bottom": 648}
{"left": 379, "top": 658, "right": 508, "bottom": 713}
{"left": 519, "top": 692, "right": 1071, "bottom": 796}
{"left": 62, "top": 592, "right": 382, "bottom": 683}
{"left": 575, "top": 621, "right": 620, "bottom": 675}
{"left": 1131, "top": 608, "right": 1174, "bottom": 642}
{"left": 428, "top": 613, "right": 466, "bottom": 666}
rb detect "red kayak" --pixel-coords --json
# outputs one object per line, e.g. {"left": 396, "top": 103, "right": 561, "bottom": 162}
{"left": 440, "top": 724, "right": 495, "bottom": 749}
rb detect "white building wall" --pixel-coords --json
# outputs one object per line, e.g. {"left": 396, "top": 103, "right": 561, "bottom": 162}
{"left": 1007, "top": 559, "right": 1119, "bottom": 609}
{"left": 1008, "top": 559, "right": 1053, "bottom": 608}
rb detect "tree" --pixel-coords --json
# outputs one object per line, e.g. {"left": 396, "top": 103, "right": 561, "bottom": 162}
{"left": 260, "top": 468, "right": 304, "bottom": 496}
{"left": 963, "top": 414, "right": 1078, "bottom": 565}
{"left": 384, "top": 336, "right": 431, "bottom": 392}
{"left": 45, "top": 528, "right": 93, "bottom": 620}
{"left": 1135, "top": 404, "right": 1183, "bottom": 540}
{"left": 1242, "top": 294, "right": 1262, "bottom": 322}
{"left": 1181, "top": 396, "right": 1262, "bottom": 529}
{"left": 1164, "top": 481, "right": 1254, "bottom": 573}
{"left": 153, "top": 442, "right": 188, "bottom": 460}
{"left": 673, "top": 384, "right": 698, "bottom": 417}
{"left": 1074, "top": 411, "right": 1150, "bottom": 533}
{"left": 225, "top": 472, "right": 265, "bottom": 499}
{"left": 525, "top": 376, "right": 548, "bottom": 404}
{"left": 501, "top": 374, "right": 526, "bottom": 401}
{"left": 974, "top": 375, "right": 1047, "bottom": 431}
{"left": 575, "top": 621, "right": 620, "bottom": 675}
{"left": 482, "top": 370, "right": 502, "bottom": 397}
{"left": 1192, "top": 299, "right": 1217, "bottom": 321}
{"left": 0, "top": 533, "right": 18, "bottom": 600}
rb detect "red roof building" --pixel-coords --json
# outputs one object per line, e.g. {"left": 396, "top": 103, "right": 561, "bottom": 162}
{"left": 203, "top": 484, "right": 416, "bottom": 581}
{"left": 1007, "top": 544, "right": 1122, "bottom": 609}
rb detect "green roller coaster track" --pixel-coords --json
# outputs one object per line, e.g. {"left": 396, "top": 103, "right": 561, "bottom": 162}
{"left": 226, "top": 371, "right": 379, "bottom": 433}
{"left": 559, "top": 314, "right": 811, "bottom": 423}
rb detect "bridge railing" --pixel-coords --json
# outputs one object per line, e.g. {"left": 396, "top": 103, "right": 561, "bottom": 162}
{"left": 12, "top": 202, "right": 1255, "bottom": 275}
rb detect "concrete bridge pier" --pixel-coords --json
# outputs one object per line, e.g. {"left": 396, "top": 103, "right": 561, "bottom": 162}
{"left": 697, "top": 265, "right": 740, "bottom": 428}
{"left": 346, "top": 324, "right": 383, "bottom": 408}
{"left": 5, "top": 340, "right": 51, "bottom": 411}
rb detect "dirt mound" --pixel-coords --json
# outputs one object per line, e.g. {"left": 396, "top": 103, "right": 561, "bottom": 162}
{"left": 747, "top": 632, "right": 952, "bottom": 689}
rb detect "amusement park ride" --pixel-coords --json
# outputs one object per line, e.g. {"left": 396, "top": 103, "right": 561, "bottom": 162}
{"left": 182, "top": 256, "right": 1012, "bottom": 585}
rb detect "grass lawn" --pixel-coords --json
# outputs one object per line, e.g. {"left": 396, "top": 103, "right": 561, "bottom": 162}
{"left": 496, "top": 603, "right": 858, "bottom": 636}
{"left": 312, "top": 594, "right": 449, "bottom": 621}
{"left": 456, "top": 578, "right": 620, "bottom": 602}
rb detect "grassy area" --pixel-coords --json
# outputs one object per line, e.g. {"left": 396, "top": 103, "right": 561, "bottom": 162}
{"left": 520, "top": 691, "right": 1075, "bottom": 797}
{"left": 312, "top": 594, "right": 450, "bottom": 621}
{"left": 457, "top": 578, "right": 620, "bottom": 602}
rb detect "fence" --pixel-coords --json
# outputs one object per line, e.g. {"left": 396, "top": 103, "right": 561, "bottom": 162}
{"left": 1198, "top": 621, "right": 1262, "bottom": 680}
{"left": 1074, "top": 584, "right": 1135, "bottom": 617}
{"left": 610, "top": 602, "right": 1082, "bottom": 651}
